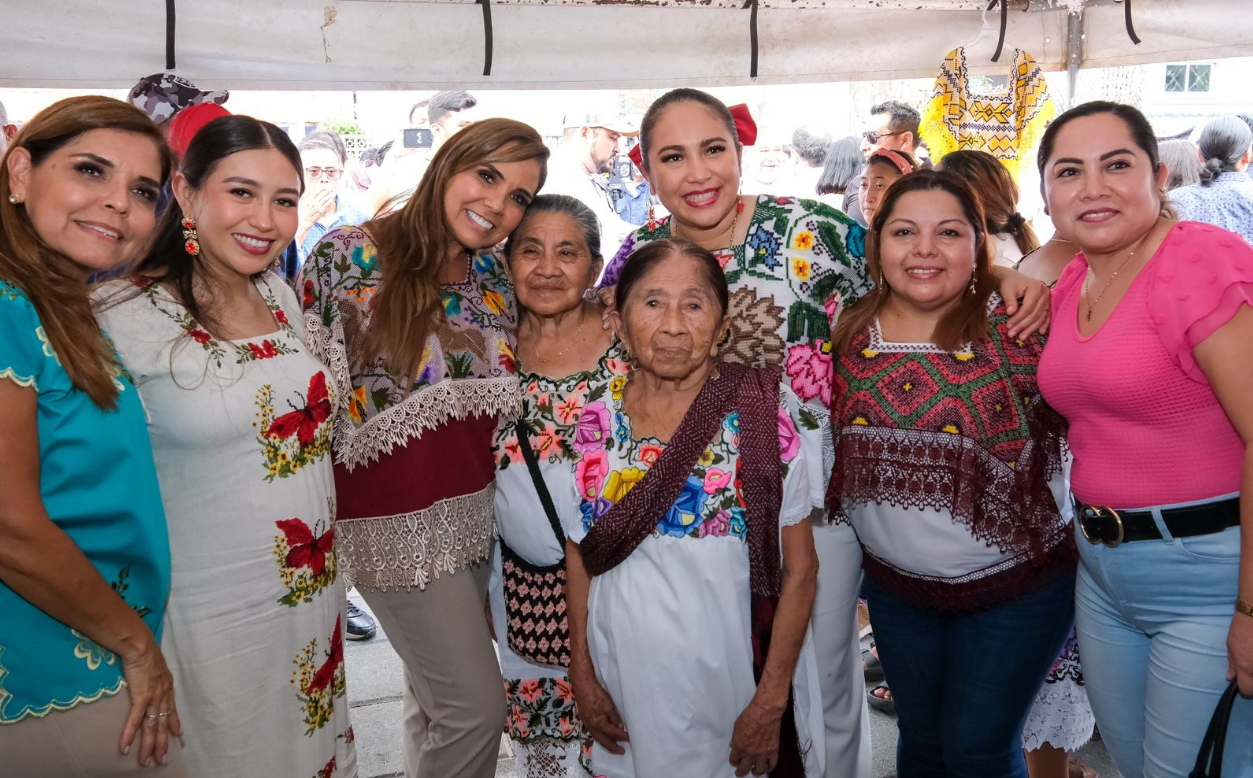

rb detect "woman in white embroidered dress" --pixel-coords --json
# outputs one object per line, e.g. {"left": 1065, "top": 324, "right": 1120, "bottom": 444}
{"left": 298, "top": 119, "right": 548, "bottom": 778}
{"left": 489, "top": 194, "right": 625, "bottom": 777}
{"left": 96, "top": 116, "right": 356, "bottom": 778}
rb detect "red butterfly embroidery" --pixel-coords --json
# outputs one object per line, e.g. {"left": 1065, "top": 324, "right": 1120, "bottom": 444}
{"left": 316, "top": 757, "right": 336, "bottom": 778}
{"left": 267, "top": 372, "right": 331, "bottom": 446}
{"left": 307, "top": 616, "right": 344, "bottom": 694}
{"left": 275, "top": 518, "right": 335, "bottom": 576}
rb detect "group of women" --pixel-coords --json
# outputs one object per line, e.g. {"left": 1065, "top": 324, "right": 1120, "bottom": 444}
{"left": 0, "top": 86, "right": 1249, "bottom": 778}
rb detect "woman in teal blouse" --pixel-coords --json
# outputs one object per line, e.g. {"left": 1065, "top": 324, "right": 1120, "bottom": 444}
{"left": 0, "top": 97, "right": 187, "bottom": 775}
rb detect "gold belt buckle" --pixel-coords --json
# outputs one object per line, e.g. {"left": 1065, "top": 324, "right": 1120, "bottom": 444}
{"left": 1080, "top": 506, "right": 1124, "bottom": 548}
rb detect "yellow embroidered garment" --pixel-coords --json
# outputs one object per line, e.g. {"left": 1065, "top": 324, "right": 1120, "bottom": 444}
{"left": 921, "top": 47, "right": 1056, "bottom": 179}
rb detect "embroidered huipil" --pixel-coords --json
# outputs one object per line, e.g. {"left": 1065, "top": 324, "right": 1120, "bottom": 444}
{"left": 95, "top": 275, "right": 356, "bottom": 778}
{"left": 0, "top": 280, "right": 169, "bottom": 725}
{"left": 599, "top": 195, "right": 872, "bottom": 496}
{"left": 920, "top": 48, "right": 1056, "bottom": 179}
{"left": 826, "top": 295, "right": 1075, "bottom": 611}
{"left": 299, "top": 227, "right": 519, "bottom": 591}
{"left": 567, "top": 384, "right": 825, "bottom": 778}
{"left": 487, "top": 341, "right": 629, "bottom": 778}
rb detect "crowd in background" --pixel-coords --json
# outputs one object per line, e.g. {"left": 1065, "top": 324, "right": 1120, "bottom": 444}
{"left": 0, "top": 70, "right": 1251, "bottom": 778}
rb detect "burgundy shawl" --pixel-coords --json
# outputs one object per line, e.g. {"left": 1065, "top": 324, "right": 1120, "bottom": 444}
{"left": 581, "top": 362, "right": 805, "bottom": 777}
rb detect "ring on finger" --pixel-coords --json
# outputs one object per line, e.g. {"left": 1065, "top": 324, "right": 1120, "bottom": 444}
{"left": 157, "top": 711, "right": 171, "bottom": 717}
{"left": 144, "top": 714, "right": 159, "bottom": 721}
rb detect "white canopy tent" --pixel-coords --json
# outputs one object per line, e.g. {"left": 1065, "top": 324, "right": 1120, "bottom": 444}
{"left": 2, "top": 0, "right": 1250, "bottom": 91}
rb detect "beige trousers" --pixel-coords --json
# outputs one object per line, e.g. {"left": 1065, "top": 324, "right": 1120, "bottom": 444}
{"left": 360, "top": 560, "right": 505, "bottom": 778}
{"left": 0, "top": 691, "right": 191, "bottom": 778}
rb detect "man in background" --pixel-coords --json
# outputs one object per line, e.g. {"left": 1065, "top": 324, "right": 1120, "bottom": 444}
{"left": 847, "top": 99, "right": 922, "bottom": 225}
{"left": 368, "top": 90, "right": 479, "bottom": 213}
{"left": 545, "top": 111, "right": 641, "bottom": 258}
{"left": 296, "top": 129, "right": 372, "bottom": 266}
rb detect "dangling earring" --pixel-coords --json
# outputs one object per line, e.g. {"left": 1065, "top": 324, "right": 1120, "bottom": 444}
{"left": 968, "top": 272, "right": 978, "bottom": 295}
{"left": 876, "top": 267, "right": 886, "bottom": 290}
{"left": 182, "top": 218, "right": 201, "bottom": 256}
{"left": 646, "top": 199, "right": 657, "bottom": 232}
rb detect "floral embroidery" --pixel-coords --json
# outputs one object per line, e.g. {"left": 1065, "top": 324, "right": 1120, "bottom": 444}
{"left": 292, "top": 617, "right": 346, "bottom": 736}
{"left": 72, "top": 568, "right": 152, "bottom": 671}
{"left": 134, "top": 276, "right": 300, "bottom": 368}
{"left": 785, "top": 340, "right": 835, "bottom": 405}
{"left": 254, "top": 372, "right": 335, "bottom": 481}
{"left": 504, "top": 676, "right": 591, "bottom": 760}
{"left": 311, "top": 757, "right": 337, "bottom": 778}
{"left": 598, "top": 196, "right": 872, "bottom": 406}
{"left": 273, "top": 500, "right": 339, "bottom": 607}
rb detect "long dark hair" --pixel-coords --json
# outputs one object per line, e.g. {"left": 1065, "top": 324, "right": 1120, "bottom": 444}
{"left": 939, "top": 149, "right": 1039, "bottom": 254}
{"left": 130, "top": 115, "right": 302, "bottom": 337}
{"left": 360, "top": 118, "right": 548, "bottom": 381}
{"left": 1, "top": 96, "right": 171, "bottom": 409}
{"left": 832, "top": 170, "right": 995, "bottom": 353}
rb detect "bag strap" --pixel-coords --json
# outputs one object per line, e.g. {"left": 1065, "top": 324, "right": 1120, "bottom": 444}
{"left": 1191, "top": 680, "right": 1240, "bottom": 778}
{"left": 514, "top": 421, "right": 567, "bottom": 548}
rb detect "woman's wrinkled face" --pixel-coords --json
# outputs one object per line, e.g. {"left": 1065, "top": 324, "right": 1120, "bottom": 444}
{"left": 610, "top": 251, "right": 729, "bottom": 381}
{"left": 860, "top": 160, "right": 904, "bottom": 225}
{"left": 6, "top": 128, "right": 164, "bottom": 279}
{"left": 1042, "top": 113, "right": 1167, "bottom": 255}
{"left": 643, "top": 101, "right": 743, "bottom": 231}
{"left": 509, "top": 211, "right": 601, "bottom": 317}
{"left": 443, "top": 158, "right": 541, "bottom": 251}
{"left": 878, "top": 189, "right": 980, "bottom": 312}
{"left": 175, "top": 148, "right": 302, "bottom": 279}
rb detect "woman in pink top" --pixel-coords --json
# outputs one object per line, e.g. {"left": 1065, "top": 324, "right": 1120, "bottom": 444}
{"left": 1036, "top": 101, "right": 1253, "bottom": 778}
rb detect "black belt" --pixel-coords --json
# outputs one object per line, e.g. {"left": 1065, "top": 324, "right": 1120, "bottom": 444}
{"left": 1077, "top": 497, "right": 1240, "bottom": 548}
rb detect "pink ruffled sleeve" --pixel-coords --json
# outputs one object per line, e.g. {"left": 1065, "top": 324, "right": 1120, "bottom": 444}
{"left": 1147, "top": 222, "right": 1253, "bottom": 382}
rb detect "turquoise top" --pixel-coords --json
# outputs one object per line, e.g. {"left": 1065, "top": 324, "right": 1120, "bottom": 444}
{"left": 0, "top": 279, "right": 170, "bottom": 724}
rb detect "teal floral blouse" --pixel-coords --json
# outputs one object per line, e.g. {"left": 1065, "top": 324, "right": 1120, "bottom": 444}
{"left": 0, "top": 280, "right": 170, "bottom": 724}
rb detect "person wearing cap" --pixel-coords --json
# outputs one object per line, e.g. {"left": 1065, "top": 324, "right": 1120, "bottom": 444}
{"left": 128, "top": 73, "right": 229, "bottom": 136}
{"left": 544, "top": 111, "right": 642, "bottom": 260}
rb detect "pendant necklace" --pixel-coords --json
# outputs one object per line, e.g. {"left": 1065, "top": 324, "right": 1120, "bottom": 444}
{"left": 1081, "top": 232, "right": 1150, "bottom": 322}
{"left": 534, "top": 314, "right": 587, "bottom": 364}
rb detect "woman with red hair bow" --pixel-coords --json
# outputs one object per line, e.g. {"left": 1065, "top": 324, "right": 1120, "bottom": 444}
{"left": 598, "top": 87, "right": 1053, "bottom": 778}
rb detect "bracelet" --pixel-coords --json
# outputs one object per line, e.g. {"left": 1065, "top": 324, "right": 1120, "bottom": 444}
{"left": 1238, "top": 598, "right": 1253, "bottom": 618}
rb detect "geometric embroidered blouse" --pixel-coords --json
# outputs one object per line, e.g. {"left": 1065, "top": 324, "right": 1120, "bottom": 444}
{"left": 299, "top": 227, "right": 521, "bottom": 590}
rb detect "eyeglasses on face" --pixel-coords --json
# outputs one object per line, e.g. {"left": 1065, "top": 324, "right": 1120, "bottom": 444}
{"left": 862, "top": 130, "right": 905, "bottom": 145}
{"left": 305, "top": 166, "right": 344, "bottom": 181}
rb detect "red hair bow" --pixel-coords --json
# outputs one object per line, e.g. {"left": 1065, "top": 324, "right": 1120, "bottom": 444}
{"left": 627, "top": 103, "right": 758, "bottom": 171}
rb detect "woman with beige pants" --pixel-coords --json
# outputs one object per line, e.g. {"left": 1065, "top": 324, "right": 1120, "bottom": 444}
{"left": 298, "top": 118, "right": 550, "bottom": 778}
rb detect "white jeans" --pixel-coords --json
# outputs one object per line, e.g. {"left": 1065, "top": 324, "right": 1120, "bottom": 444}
{"left": 810, "top": 518, "right": 872, "bottom": 778}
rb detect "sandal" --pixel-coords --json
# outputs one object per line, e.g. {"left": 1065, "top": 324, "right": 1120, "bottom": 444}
{"left": 867, "top": 681, "right": 895, "bottom": 713}
{"left": 862, "top": 647, "right": 884, "bottom": 684}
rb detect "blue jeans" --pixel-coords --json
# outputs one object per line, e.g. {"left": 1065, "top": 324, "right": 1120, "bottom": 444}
{"left": 1075, "top": 521, "right": 1253, "bottom": 778}
{"left": 865, "top": 575, "right": 1074, "bottom": 778}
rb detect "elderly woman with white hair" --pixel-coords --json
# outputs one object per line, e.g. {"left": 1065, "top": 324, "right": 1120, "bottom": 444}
{"left": 1170, "top": 115, "right": 1253, "bottom": 243}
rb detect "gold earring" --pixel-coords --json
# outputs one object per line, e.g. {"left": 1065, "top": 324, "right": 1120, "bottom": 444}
{"left": 182, "top": 218, "right": 201, "bottom": 256}
{"left": 968, "top": 273, "right": 978, "bottom": 295}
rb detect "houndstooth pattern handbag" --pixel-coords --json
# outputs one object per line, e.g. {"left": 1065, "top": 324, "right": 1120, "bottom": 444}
{"left": 500, "top": 421, "right": 571, "bottom": 668}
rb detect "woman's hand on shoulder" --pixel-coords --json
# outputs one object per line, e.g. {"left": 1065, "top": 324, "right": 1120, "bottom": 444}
{"left": 599, "top": 287, "right": 616, "bottom": 331}
{"left": 568, "top": 656, "right": 628, "bottom": 754}
{"left": 992, "top": 265, "right": 1051, "bottom": 339}
{"left": 729, "top": 695, "right": 784, "bottom": 777}
{"left": 118, "top": 635, "right": 182, "bottom": 767}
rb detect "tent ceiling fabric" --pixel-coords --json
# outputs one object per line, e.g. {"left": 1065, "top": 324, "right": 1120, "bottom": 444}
{"left": 1, "top": 0, "right": 1249, "bottom": 90}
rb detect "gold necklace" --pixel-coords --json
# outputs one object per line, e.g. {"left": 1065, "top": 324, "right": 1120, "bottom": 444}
{"left": 1081, "top": 234, "right": 1149, "bottom": 322}
{"left": 673, "top": 196, "right": 743, "bottom": 255}
{"left": 534, "top": 314, "right": 587, "bottom": 364}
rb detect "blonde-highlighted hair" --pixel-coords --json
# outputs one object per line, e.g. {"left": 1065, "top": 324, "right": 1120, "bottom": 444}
{"left": 0, "top": 96, "right": 171, "bottom": 409}
{"left": 361, "top": 118, "right": 548, "bottom": 380}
